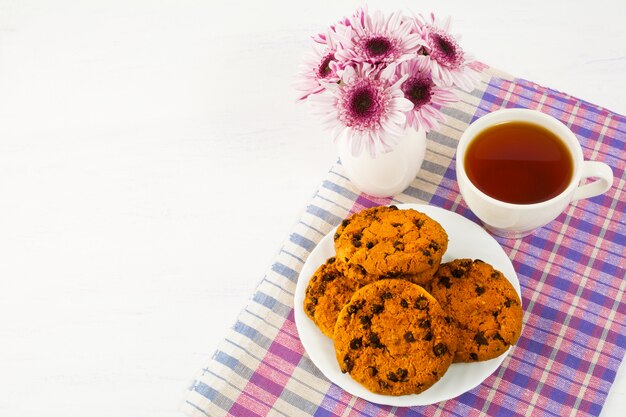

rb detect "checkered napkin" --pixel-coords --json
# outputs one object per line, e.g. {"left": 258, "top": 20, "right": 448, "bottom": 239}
{"left": 182, "top": 64, "right": 626, "bottom": 417}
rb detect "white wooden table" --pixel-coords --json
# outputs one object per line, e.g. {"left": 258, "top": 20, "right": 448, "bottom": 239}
{"left": 0, "top": 1, "right": 624, "bottom": 416}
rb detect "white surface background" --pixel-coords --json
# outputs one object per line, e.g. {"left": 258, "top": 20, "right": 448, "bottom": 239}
{"left": 0, "top": 0, "right": 623, "bottom": 416}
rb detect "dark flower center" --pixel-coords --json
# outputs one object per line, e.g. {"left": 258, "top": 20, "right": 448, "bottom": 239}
{"left": 350, "top": 87, "right": 377, "bottom": 119}
{"left": 365, "top": 37, "right": 392, "bottom": 57}
{"left": 318, "top": 53, "right": 334, "bottom": 78}
{"left": 429, "top": 31, "right": 463, "bottom": 68}
{"left": 402, "top": 76, "right": 433, "bottom": 109}
{"left": 433, "top": 33, "right": 455, "bottom": 58}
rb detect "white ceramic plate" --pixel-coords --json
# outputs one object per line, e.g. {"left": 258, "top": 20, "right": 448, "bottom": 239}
{"left": 293, "top": 204, "right": 521, "bottom": 406}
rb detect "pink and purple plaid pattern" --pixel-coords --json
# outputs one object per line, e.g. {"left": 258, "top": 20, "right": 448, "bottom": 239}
{"left": 183, "top": 65, "right": 626, "bottom": 417}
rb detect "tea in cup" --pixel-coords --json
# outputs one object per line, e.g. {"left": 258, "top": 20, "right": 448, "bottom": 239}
{"left": 456, "top": 108, "right": 613, "bottom": 238}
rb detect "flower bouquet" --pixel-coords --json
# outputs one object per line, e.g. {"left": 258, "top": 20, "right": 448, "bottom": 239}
{"left": 295, "top": 8, "right": 482, "bottom": 196}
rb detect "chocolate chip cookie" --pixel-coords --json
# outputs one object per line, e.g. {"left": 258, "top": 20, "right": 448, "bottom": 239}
{"left": 333, "top": 279, "right": 457, "bottom": 396}
{"left": 429, "top": 259, "right": 523, "bottom": 362}
{"left": 303, "top": 257, "right": 362, "bottom": 338}
{"left": 334, "top": 205, "right": 448, "bottom": 281}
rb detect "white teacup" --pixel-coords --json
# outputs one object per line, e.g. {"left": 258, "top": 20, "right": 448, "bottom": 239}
{"left": 456, "top": 109, "right": 614, "bottom": 238}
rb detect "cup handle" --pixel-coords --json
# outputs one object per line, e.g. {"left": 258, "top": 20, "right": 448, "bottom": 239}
{"left": 572, "top": 161, "right": 614, "bottom": 201}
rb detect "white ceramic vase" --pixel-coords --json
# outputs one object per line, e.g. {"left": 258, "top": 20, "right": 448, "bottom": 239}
{"left": 337, "top": 128, "right": 427, "bottom": 197}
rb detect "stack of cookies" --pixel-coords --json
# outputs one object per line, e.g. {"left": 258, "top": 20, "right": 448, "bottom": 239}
{"left": 303, "top": 205, "right": 523, "bottom": 396}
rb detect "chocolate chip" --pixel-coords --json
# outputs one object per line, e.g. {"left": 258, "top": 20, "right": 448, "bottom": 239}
{"left": 349, "top": 337, "right": 362, "bottom": 349}
{"left": 433, "top": 343, "right": 448, "bottom": 356}
{"left": 341, "top": 219, "right": 350, "bottom": 227}
{"left": 366, "top": 242, "right": 374, "bottom": 249}
{"left": 444, "top": 316, "right": 453, "bottom": 324}
{"left": 428, "top": 241, "right": 440, "bottom": 251}
{"left": 368, "top": 332, "right": 385, "bottom": 349}
{"left": 428, "top": 259, "right": 434, "bottom": 266}
{"left": 353, "top": 232, "right": 362, "bottom": 240}
{"left": 334, "top": 233, "right": 340, "bottom": 240}
{"left": 387, "top": 371, "right": 398, "bottom": 382}
{"left": 418, "top": 319, "right": 431, "bottom": 329}
{"left": 382, "top": 292, "right": 393, "bottom": 300}
{"left": 492, "top": 311, "right": 499, "bottom": 318}
{"left": 414, "top": 295, "right": 429, "bottom": 310}
{"left": 393, "top": 241, "right": 404, "bottom": 251}
{"left": 322, "top": 273, "right": 335, "bottom": 282}
{"left": 474, "top": 331, "right": 488, "bottom": 346}
{"left": 422, "top": 249, "right": 431, "bottom": 257}
{"left": 475, "top": 285, "right": 485, "bottom": 295}
{"left": 470, "top": 352, "right": 478, "bottom": 361}
{"left": 359, "top": 315, "right": 372, "bottom": 329}
{"left": 392, "top": 222, "right": 402, "bottom": 227}
{"left": 368, "top": 366, "right": 378, "bottom": 377}
{"left": 347, "top": 300, "right": 364, "bottom": 315}
{"left": 423, "top": 331, "right": 433, "bottom": 341}
{"left": 404, "top": 331, "right": 415, "bottom": 342}
{"left": 389, "top": 205, "right": 398, "bottom": 210}
{"left": 327, "top": 257, "right": 336, "bottom": 264}
{"left": 451, "top": 268, "right": 464, "bottom": 278}
{"left": 379, "top": 380, "right": 390, "bottom": 389}
{"left": 438, "top": 275, "right": 451, "bottom": 289}
{"left": 414, "top": 219, "right": 425, "bottom": 229}
{"left": 474, "top": 259, "right": 485, "bottom": 263}
{"left": 504, "top": 298, "right": 513, "bottom": 308}
{"left": 342, "top": 355, "right": 353, "bottom": 373}
{"left": 371, "top": 304, "right": 383, "bottom": 314}
{"left": 494, "top": 333, "right": 506, "bottom": 344}
{"left": 352, "top": 239, "right": 362, "bottom": 248}
{"left": 400, "top": 298, "right": 408, "bottom": 308}
{"left": 305, "top": 304, "right": 315, "bottom": 315}
{"left": 491, "top": 271, "right": 500, "bottom": 279}
{"left": 396, "top": 368, "right": 409, "bottom": 381}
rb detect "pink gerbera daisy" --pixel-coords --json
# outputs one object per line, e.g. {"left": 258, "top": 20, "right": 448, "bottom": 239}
{"left": 415, "top": 13, "right": 481, "bottom": 92}
{"left": 295, "top": 8, "right": 368, "bottom": 101}
{"left": 334, "top": 10, "right": 424, "bottom": 67}
{"left": 294, "top": 25, "right": 341, "bottom": 101}
{"left": 308, "top": 64, "right": 413, "bottom": 157}
{"left": 396, "top": 56, "right": 458, "bottom": 132}
{"left": 294, "top": 44, "right": 340, "bottom": 101}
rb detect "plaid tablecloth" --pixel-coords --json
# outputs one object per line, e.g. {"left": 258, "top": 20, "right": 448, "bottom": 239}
{"left": 182, "top": 64, "right": 626, "bottom": 416}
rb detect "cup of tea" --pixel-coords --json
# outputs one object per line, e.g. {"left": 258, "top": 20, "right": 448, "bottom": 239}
{"left": 456, "top": 108, "right": 613, "bottom": 238}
